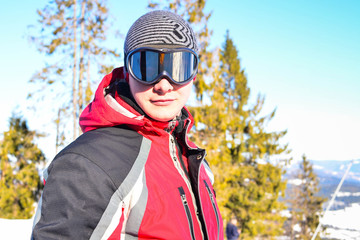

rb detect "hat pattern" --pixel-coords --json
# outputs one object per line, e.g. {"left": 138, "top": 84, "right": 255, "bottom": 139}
{"left": 124, "top": 10, "right": 198, "bottom": 55}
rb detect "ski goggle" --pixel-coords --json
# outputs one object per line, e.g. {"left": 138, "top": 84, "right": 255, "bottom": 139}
{"left": 125, "top": 47, "right": 199, "bottom": 85}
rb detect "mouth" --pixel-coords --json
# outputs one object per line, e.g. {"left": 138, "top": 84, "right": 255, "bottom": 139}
{"left": 150, "top": 99, "right": 175, "bottom": 106}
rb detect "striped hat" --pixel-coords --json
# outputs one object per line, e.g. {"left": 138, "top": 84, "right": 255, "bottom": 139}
{"left": 124, "top": 10, "right": 198, "bottom": 56}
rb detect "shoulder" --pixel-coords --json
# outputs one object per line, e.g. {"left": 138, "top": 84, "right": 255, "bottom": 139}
{"left": 72, "top": 126, "right": 143, "bottom": 149}
{"left": 51, "top": 126, "right": 151, "bottom": 187}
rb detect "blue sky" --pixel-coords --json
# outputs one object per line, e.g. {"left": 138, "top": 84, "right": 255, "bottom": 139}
{"left": 0, "top": 0, "right": 359, "bottom": 162}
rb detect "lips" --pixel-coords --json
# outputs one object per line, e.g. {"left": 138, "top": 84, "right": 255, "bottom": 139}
{"left": 150, "top": 99, "right": 175, "bottom": 106}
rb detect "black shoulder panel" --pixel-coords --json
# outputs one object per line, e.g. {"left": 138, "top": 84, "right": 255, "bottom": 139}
{"left": 55, "top": 126, "right": 145, "bottom": 188}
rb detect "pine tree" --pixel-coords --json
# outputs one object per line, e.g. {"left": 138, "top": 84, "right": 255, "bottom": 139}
{"left": 0, "top": 116, "right": 45, "bottom": 219}
{"left": 148, "top": 1, "right": 290, "bottom": 238}
{"left": 191, "top": 31, "right": 290, "bottom": 239}
{"left": 287, "top": 155, "right": 326, "bottom": 239}
{"left": 28, "top": 0, "right": 120, "bottom": 143}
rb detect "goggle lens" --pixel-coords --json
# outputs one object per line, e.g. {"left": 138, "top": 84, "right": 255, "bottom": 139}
{"left": 127, "top": 48, "right": 198, "bottom": 84}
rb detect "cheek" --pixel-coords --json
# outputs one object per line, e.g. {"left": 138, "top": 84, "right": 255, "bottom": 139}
{"left": 178, "top": 81, "right": 193, "bottom": 103}
{"left": 129, "top": 78, "right": 151, "bottom": 98}
{"left": 131, "top": 89, "right": 150, "bottom": 111}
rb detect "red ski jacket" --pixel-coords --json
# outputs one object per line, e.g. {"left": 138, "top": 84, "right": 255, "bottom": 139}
{"left": 32, "top": 67, "right": 223, "bottom": 239}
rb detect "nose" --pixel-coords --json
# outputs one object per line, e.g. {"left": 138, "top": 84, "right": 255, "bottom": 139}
{"left": 153, "top": 78, "right": 174, "bottom": 94}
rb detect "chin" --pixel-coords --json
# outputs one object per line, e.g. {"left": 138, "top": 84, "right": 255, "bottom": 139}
{"left": 152, "top": 116, "right": 175, "bottom": 122}
{"left": 150, "top": 113, "right": 177, "bottom": 122}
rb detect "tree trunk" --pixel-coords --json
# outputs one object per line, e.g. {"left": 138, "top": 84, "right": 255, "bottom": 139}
{"left": 86, "top": 52, "right": 92, "bottom": 105}
{"left": 78, "top": 0, "right": 86, "bottom": 113}
{"left": 77, "top": 0, "right": 86, "bottom": 135}
{"left": 55, "top": 108, "right": 60, "bottom": 154}
{"left": 72, "top": 0, "right": 78, "bottom": 140}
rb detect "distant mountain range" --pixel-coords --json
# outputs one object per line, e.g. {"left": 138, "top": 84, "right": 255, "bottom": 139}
{"left": 284, "top": 160, "right": 360, "bottom": 210}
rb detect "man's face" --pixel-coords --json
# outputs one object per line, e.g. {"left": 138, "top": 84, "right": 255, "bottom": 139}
{"left": 129, "top": 75, "right": 193, "bottom": 122}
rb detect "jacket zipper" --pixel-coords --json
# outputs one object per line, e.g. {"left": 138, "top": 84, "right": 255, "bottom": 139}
{"left": 170, "top": 134, "right": 204, "bottom": 239}
{"left": 203, "top": 180, "right": 220, "bottom": 240}
{"left": 178, "top": 187, "right": 196, "bottom": 240}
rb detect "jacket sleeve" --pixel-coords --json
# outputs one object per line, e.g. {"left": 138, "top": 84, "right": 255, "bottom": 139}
{"left": 31, "top": 152, "right": 117, "bottom": 240}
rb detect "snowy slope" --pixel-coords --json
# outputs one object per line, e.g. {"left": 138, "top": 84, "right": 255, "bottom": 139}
{"left": 0, "top": 218, "right": 33, "bottom": 239}
{"left": 1, "top": 205, "right": 360, "bottom": 240}
{"left": 320, "top": 203, "right": 360, "bottom": 239}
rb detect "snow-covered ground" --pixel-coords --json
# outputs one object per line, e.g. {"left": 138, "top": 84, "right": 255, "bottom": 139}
{"left": 0, "top": 217, "right": 33, "bottom": 239}
{"left": 320, "top": 203, "right": 360, "bottom": 239}
{"left": 1, "top": 204, "right": 359, "bottom": 239}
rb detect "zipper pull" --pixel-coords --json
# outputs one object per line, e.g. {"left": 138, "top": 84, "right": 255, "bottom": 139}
{"left": 181, "top": 194, "right": 188, "bottom": 205}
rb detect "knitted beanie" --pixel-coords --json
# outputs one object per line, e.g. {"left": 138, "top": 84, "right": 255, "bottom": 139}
{"left": 124, "top": 10, "right": 198, "bottom": 57}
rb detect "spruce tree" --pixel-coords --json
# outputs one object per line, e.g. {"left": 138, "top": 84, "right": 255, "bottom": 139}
{"left": 147, "top": 1, "right": 290, "bottom": 238}
{"left": 191, "top": 31, "right": 290, "bottom": 239}
{"left": 287, "top": 155, "right": 326, "bottom": 239}
{"left": 0, "top": 116, "right": 45, "bottom": 219}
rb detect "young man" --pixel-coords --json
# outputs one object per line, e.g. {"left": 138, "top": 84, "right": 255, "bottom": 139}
{"left": 32, "top": 10, "right": 223, "bottom": 239}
